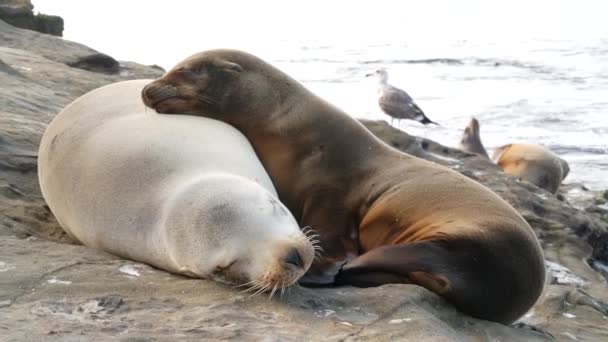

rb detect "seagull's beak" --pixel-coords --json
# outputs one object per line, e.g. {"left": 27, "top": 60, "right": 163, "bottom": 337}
{"left": 365, "top": 73, "right": 374, "bottom": 77}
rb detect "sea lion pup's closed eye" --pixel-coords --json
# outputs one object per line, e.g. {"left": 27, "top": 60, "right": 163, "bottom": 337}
{"left": 143, "top": 50, "right": 545, "bottom": 324}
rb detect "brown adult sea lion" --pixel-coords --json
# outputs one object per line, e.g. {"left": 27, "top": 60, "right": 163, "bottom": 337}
{"left": 141, "top": 49, "right": 545, "bottom": 324}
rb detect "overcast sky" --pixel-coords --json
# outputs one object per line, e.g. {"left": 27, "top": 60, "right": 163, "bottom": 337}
{"left": 35, "top": 0, "right": 608, "bottom": 68}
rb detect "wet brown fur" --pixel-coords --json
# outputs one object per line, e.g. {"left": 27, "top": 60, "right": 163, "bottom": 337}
{"left": 142, "top": 49, "right": 545, "bottom": 324}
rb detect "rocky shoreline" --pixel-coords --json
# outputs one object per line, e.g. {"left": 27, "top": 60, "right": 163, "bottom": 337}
{"left": 1, "top": 8, "right": 607, "bottom": 341}
{"left": 0, "top": 0, "right": 62, "bottom": 36}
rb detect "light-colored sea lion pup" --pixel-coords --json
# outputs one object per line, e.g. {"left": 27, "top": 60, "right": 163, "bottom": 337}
{"left": 492, "top": 143, "right": 569, "bottom": 194}
{"left": 141, "top": 50, "right": 545, "bottom": 324}
{"left": 38, "top": 79, "right": 315, "bottom": 293}
{"left": 458, "top": 117, "right": 489, "bottom": 158}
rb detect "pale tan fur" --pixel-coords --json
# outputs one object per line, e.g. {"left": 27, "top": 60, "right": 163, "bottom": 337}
{"left": 38, "top": 80, "right": 314, "bottom": 290}
{"left": 493, "top": 143, "right": 568, "bottom": 194}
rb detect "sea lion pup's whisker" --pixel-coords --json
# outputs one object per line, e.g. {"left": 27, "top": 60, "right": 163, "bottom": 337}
{"left": 243, "top": 283, "right": 264, "bottom": 296}
{"left": 269, "top": 284, "right": 279, "bottom": 300}
{"left": 308, "top": 240, "right": 320, "bottom": 247}
{"left": 302, "top": 226, "right": 317, "bottom": 236}
{"left": 302, "top": 226, "right": 318, "bottom": 237}
{"left": 238, "top": 286, "right": 257, "bottom": 294}
{"left": 240, "top": 286, "right": 263, "bottom": 298}
{"left": 249, "top": 283, "right": 271, "bottom": 298}
{"left": 239, "top": 281, "right": 264, "bottom": 294}
{"left": 280, "top": 281, "right": 286, "bottom": 299}
{"left": 234, "top": 280, "right": 257, "bottom": 288}
{"left": 305, "top": 233, "right": 320, "bottom": 243}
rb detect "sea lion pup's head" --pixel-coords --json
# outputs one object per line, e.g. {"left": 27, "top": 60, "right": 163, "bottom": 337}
{"left": 164, "top": 174, "right": 316, "bottom": 294}
{"left": 142, "top": 49, "right": 294, "bottom": 123}
{"left": 458, "top": 117, "right": 489, "bottom": 158}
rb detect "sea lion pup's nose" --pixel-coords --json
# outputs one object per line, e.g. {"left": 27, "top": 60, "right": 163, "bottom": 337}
{"left": 283, "top": 247, "right": 305, "bottom": 268}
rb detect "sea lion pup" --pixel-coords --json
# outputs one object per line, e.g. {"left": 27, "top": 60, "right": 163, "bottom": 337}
{"left": 142, "top": 50, "right": 545, "bottom": 324}
{"left": 492, "top": 143, "right": 569, "bottom": 194}
{"left": 458, "top": 117, "right": 490, "bottom": 158}
{"left": 38, "top": 80, "right": 314, "bottom": 292}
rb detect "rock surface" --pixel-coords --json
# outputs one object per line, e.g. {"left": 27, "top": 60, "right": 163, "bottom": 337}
{"left": 0, "top": 0, "right": 63, "bottom": 36}
{"left": 1, "top": 18, "right": 607, "bottom": 341}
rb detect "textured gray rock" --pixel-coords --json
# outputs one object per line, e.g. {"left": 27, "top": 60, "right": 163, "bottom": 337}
{"left": 0, "top": 19, "right": 607, "bottom": 341}
{"left": 1, "top": 235, "right": 553, "bottom": 341}
{"left": 0, "top": 0, "right": 63, "bottom": 36}
{"left": 67, "top": 52, "right": 120, "bottom": 74}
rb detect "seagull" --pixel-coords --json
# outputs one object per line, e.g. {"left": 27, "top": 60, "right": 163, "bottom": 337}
{"left": 366, "top": 68, "right": 438, "bottom": 126}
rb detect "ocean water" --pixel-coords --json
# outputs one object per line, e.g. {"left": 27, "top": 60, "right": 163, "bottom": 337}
{"left": 270, "top": 39, "right": 608, "bottom": 191}
{"left": 36, "top": 0, "right": 608, "bottom": 190}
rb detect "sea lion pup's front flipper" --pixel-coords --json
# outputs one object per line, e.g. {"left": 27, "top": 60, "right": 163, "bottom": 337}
{"left": 336, "top": 238, "right": 539, "bottom": 325}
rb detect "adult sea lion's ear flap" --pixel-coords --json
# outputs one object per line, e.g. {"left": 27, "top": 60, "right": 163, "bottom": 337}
{"left": 215, "top": 60, "right": 244, "bottom": 73}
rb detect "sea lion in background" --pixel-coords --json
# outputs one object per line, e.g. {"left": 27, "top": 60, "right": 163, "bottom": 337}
{"left": 458, "top": 117, "right": 490, "bottom": 158}
{"left": 366, "top": 68, "right": 438, "bottom": 126}
{"left": 142, "top": 50, "right": 545, "bottom": 324}
{"left": 38, "top": 80, "right": 314, "bottom": 292}
{"left": 492, "top": 143, "right": 569, "bottom": 194}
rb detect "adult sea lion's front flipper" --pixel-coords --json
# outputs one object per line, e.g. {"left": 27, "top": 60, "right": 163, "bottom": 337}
{"left": 335, "top": 240, "right": 452, "bottom": 294}
{"left": 298, "top": 258, "right": 347, "bottom": 286}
